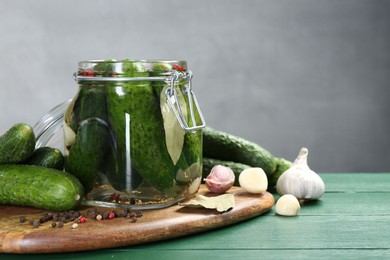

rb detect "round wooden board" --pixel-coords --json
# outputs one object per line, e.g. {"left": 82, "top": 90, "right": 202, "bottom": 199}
{"left": 0, "top": 185, "right": 274, "bottom": 254}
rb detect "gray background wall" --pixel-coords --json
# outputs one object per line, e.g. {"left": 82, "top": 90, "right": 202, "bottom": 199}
{"left": 1, "top": 0, "right": 389, "bottom": 173}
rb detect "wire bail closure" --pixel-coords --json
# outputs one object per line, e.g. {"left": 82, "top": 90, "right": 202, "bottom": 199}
{"left": 166, "top": 70, "right": 206, "bottom": 133}
{"left": 74, "top": 69, "right": 206, "bottom": 133}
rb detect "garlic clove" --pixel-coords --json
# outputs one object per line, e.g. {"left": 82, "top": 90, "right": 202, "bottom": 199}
{"left": 238, "top": 167, "right": 268, "bottom": 194}
{"left": 275, "top": 194, "right": 300, "bottom": 216}
{"left": 276, "top": 147, "right": 325, "bottom": 201}
{"left": 204, "top": 165, "right": 235, "bottom": 194}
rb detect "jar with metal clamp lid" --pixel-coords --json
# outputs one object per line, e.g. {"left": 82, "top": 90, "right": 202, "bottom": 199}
{"left": 64, "top": 59, "right": 206, "bottom": 209}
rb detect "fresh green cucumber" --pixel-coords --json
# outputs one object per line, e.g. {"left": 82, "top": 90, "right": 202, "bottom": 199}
{"left": 202, "top": 157, "right": 250, "bottom": 186}
{"left": 202, "top": 127, "right": 277, "bottom": 176}
{"left": 0, "top": 123, "right": 35, "bottom": 164}
{"left": 0, "top": 164, "right": 84, "bottom": 211}
{"left": 25, "top": 146, "right": 64, "bottom": 170}
{"left": 270, "top": 157, "right": 293, "bottom": 187}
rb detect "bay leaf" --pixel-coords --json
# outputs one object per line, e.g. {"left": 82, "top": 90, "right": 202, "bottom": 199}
{"left": 160, "top": 85, "right": 187, "bottom": 165}
{"left": 180, "top": 194, "right": 235, "bottom": 212}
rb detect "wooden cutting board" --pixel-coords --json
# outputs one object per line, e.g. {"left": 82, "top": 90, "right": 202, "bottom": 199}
{"left": 0, "top": 185, "right": 274, "bottom": 254}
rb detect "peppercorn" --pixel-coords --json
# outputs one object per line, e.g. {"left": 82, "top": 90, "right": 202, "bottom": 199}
{"left": 79, "top": 216, "right": 87, "bottom": 223}
{"left": 31, "top": 219, "right": 40, "bottom": 228}
{"left": 52, "top": 213, "right": 59, "bottom": 221}
{"left": 19, "top": 216, "right": 27, "bottom": 223}
{"left": 102, "top": 212, "right": 109, "bottom": 220}
{"left": 173, "top": 64, "right": 185, "bottom": 71}
{"left": 39, "top": 215, "right": 49, "bottom": 223}
{"left": 122, "top": 208, "right": 129, "bottom": 217}
{"left": 135, "top": 211, "right": 143, "bottom": 218}
{"left": 51, "top": 222, "right": 57, "bottom": 228}
{"left": 96, "top": 214, "right": 103, "bottom": 221}
{"left": 57, "top": 222, "right": 64, "bottom": 228}
{"left": 130, "top": 216, "right": 137, "bottom": 223}
{"left": 86, "top": 209, "right": 97, "bottom": 219}
{"left": 108, "top": 211, "right": 115, "bottom": 220}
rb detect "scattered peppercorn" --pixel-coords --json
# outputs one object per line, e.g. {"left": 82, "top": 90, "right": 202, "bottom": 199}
{"left": 122, "top": 208, "right": 129, "bottom": 217}
{"left": 102, "top": 211, "right": 109, "bottom": 220}
{"left": 19, "top": 216, "right": 27, "bottom": 223}
{"left": 31, "top": 219, "right": 40, "bottom": 228}
{"left": 108, "top": 211, "right": 115, "bottom": 220}
{"left": 18, "top": 207, "right": 141, "bottom": 228}
{"left": 71, "top": 223, "right": 79, "bottom": 229}
{"left": 79, "top": 216, "right": 87, "bottom": 224}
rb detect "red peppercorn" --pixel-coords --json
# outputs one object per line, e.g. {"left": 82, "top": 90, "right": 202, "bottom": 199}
{"left": 173, "top": 64, "right": 185, "bottom": 71}
{"left": 108, "top": 211, "right": 115, "bottom": 220}
{"left": 79, "top": 216, "right": 87, "bottom": 224}
{"left": 87, "top": 71, "right": 94, "bottom": 77}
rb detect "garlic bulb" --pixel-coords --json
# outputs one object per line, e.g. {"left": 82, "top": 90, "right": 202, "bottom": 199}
{"left": 276, "top": 147, "right": 325, "bottom": 201}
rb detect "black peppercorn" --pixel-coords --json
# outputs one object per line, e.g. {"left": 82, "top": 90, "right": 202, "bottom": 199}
{"left": 130, "top": 197, "right": 136, "bottom": 205}
{"left": 31, "top": 219, "right": 40, "bottom": 228}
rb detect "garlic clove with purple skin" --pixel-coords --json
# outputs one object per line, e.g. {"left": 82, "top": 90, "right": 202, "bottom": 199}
{"left": 204, "top": 165, "right": 235, "bottom": 194}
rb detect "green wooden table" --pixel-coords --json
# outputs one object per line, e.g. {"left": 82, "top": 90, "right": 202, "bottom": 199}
{"left": 1, "top": 173, "right": 389, "bottom": 259}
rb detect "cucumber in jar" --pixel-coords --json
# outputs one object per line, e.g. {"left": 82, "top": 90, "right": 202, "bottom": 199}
{"left": 151, "top": 63, "right": 203, "bottom": 188}
{"left": 64, "top": 84, "right": 115, "bottom": 194}
{"left": 106, "top": 60, "right": 175, "bottom": 191}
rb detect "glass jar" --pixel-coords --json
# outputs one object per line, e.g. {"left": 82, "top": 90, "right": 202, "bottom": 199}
{"left": 63, "top": 59, "right": 205, "bottom": 209}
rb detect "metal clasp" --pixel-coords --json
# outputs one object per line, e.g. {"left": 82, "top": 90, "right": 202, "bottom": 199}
{"left": 165, "top": 70, "right": 206, "bottom": 133}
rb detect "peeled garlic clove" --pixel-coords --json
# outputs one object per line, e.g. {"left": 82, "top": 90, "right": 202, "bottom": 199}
{"left": 239, "top": 167, "right": 268, "bottom": 194}
{"left": 276, "top": 147, "right": 325, "bottom": 201}
{"left": 275, "top": 194, "right": 300, "bottom": 216}
{"left": 204, "top": 165, "right": 235, "bottom": 194}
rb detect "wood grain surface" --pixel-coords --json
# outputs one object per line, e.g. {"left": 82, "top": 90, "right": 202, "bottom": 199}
{"left": 0, "top": 185, "right": 274, "bottom": 254}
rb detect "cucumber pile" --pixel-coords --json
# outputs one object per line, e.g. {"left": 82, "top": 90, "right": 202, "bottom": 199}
{"left": 202, "top": 126, "right": 292, "bottom": 188}
{"left": 0, "top": 123, "right": 84, "bottom": 211}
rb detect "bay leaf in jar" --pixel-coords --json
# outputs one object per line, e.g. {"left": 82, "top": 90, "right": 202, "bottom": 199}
{"left": 160, "top": 84, "right": 187, "bottom": 165}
